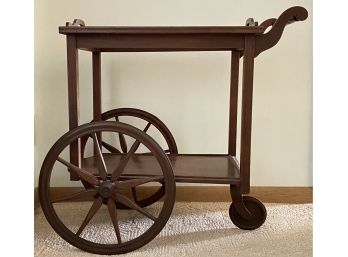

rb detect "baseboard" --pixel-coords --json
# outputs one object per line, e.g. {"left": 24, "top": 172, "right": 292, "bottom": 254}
{"left": 34, "top": 186, "right": 312, "bottom": 210}
{"left": 174, "top": 186, "right": 312, "bottom": 203}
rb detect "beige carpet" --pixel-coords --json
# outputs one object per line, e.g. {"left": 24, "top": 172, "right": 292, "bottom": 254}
{"left": 35, "top": 202, "right": 312, "bottom": 257}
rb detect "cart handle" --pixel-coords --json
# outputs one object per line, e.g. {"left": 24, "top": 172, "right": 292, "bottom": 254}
{"left": 254, "top": 6, "right": 308, "bottom": 56}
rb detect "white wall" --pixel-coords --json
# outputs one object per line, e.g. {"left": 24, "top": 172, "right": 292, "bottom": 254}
{"left": 35, "top": 0, "right": 312, "bottom": 186}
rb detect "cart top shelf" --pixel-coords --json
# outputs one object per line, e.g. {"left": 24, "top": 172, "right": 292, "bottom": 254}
{"left": 59, "top": 25, "right": 266, "bottom": 35}
{"left": 59, "top": 6, "right": 307, "bottom": 55}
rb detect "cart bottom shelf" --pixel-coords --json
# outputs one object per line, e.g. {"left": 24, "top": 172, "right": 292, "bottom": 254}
{"left": 81, "top": 154, "right": 240, "bottom": 184}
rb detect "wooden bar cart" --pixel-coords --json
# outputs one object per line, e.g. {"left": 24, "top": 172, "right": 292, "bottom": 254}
{"left": 39, "top": 6, "right": 308, "bottom": 255}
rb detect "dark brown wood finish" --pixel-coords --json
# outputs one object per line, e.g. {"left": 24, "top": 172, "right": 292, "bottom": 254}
{"left": 239, "top": 35, "right": 256, "bottom": 194}
{"left": 75, "top": 34, "right": 246, "bottom": 52}
{"left": 100, "top": 108, "right": 178, "bottom": 154}
{"left": 255, "top": 6, "right": 308, "bottom": 56}
{"left": 66, "top": 35, "right": 81, "bottom": 179}
{"left": 92, "top": 51, "right": 102, "bottom": 152}
{"left": 59, "top": 6, "right": 307, "bottom": 207}
{"left": 39, "top": 121, "right": 176, "bottom": 255}
{"left": 88, "top": 108, "right": 178, "bottom": 207}
{"left": 229, "top": 195, "right": 267, "bottom": 230}
{"left": 228, "top": 51, "right": 240, "bottom": 156}
{"left": 38, "top": 6, "right": 309, "bottom": 254}
{"left": 59, "top": 26, "right": 264, "bottom": 52}
{"left": 81, "top": 154, "right": 240, "bottom": 184}
{"left": 92, "top": 52, "right": 101, "bottom": 122}
{"left": 59, "top": 26, "right": 266, "bottom": 35}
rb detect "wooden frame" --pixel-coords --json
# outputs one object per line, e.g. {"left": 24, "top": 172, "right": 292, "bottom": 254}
{"left": 38, "top": 6, "right": 309, "bottom": 254}
{"left": 61, "top": 6, "right": 308, "bottom": 194}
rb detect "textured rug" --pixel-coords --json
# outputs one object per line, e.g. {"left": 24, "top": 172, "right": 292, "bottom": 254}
{"left": 35, "top": 202, "right": 312, "bottom": 257}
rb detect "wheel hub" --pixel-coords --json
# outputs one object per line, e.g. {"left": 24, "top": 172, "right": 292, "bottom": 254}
{"left": 98, "top": 181, "right": 115, "bottom": 198}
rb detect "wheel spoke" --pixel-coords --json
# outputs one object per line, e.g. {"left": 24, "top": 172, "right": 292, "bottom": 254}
{"left": 110, "top": 142, "right": 141, "bottom": 181}
{"left": 143, "top": 122, "right": 151, "bottom": 132}
{"left": 115, "top": 193, "right": 156, "bottom": 221}
{"left": 76, "top": 197, "right": 103, "bottom": 236}
{"left": 131, "top": 187, "right": 138, "bottom": 202}
{"left": 107, "top": 198, "right": 122, "bottom": 243}
{"left": 118, "top": 176, "right": 163, "bottom": 189}
{"left": 115, "top": 116, "right": 128, "bottom": 153}
{"left": 110, "top": 122, "right": 152, "bottom": 182}
{"left": 92, "top": 133, "right": 108, "bottom": 180}
{"left": 57, "top": 157, "right": 99, "bottom": 186}
{"left": 52, "top": 189, "right": 97, "bottom": 203}
{"left": 131, "top": 122, "right": 151, "bottom": 153}
{"left": 101, "top": 141, "right": 121, "bottom": 153}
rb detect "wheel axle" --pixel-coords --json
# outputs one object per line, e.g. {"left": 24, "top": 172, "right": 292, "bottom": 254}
{"left": 98, "top": 181, "right": 115, "bottom": 198}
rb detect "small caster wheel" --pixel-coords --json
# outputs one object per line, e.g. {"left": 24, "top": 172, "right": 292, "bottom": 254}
{"left": 229, "top": 196, "right": 267, "bottom": 230}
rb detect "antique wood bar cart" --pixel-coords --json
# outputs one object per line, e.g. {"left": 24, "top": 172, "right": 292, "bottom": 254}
{"left": 39, "top": 6, "right": 308, "bottom": 255}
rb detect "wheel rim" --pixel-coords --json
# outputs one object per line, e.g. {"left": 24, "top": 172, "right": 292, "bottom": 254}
{"left": 101, "top": 108, "right": 178, "bottom": 154}
{"left": 39, "top": 121, "right": 175, "bottom": 254}
{"left": 81, "top": 108, "right": 178, "bottom": 207}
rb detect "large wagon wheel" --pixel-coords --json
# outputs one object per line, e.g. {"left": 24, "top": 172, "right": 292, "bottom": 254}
{"left": 39, "top": 121, "right": 176, "bottom": 254}
{"left": 81, "top": 108, "right": 178, "bottom": 208}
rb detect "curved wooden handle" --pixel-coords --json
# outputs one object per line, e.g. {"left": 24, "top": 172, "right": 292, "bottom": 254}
{"left": 255, "top": 6, "right": 308, "bottom": 56}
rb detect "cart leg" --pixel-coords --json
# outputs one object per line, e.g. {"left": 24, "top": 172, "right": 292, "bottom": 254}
{"left": 240, "top": 35, "right": 256, "bottom": 193}
{"left": 229, "top": 185, "right": 252, "bottom": 219}
{"left": 92, "top": 51, "right": 103, "bottom": 158}
{"left": 87, "top": 51, "right": 103, "bottom": 189}
{"left": 67, "top": 35, "right": 81, "bottom": 180}
{"left": 228, "top": 51, "right": 241, "bottom": 156}
{"left": 93, "top": 51, "right": 102, "bottom": 142}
